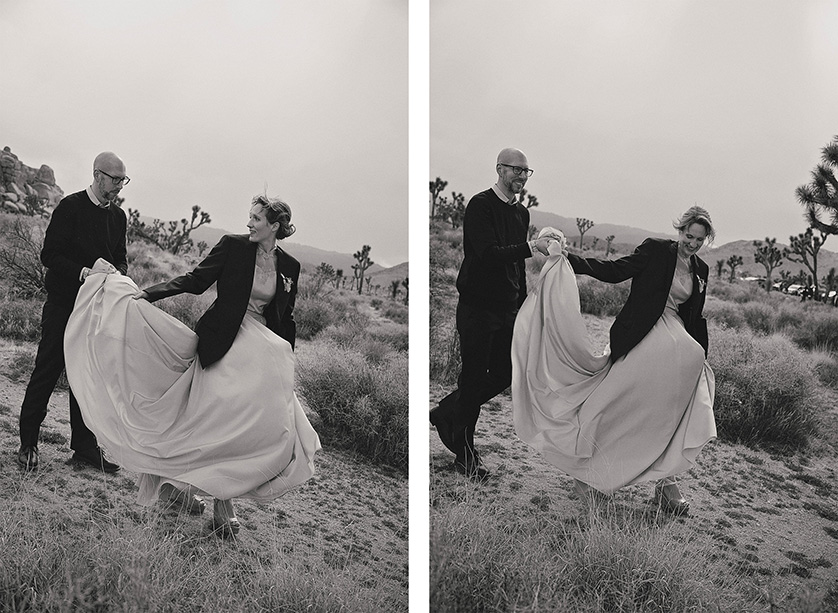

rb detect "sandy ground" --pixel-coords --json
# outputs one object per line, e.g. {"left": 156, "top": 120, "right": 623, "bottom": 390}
{"left": 429, "top": 314, "right": 838, "bottom": 605}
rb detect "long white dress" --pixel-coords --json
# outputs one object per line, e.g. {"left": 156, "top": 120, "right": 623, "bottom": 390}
{"left": 511, "top": 254, "right": 715, "bottom": 493}
{"left": 65, "top": 268, "right": 321, "bottom": 504}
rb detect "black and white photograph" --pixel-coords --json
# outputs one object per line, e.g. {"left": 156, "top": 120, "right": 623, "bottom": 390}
{"left": 0, "top": 1, "right": 407, "bottom": 611}
{"left": 429, "top": 1, "right": 838, "bottom": 611}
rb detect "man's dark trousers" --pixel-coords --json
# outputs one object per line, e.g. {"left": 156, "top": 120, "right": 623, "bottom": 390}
{"left": 19, "top": 298, "right": 97, "bottom": 451}
{"left": 437, "top": 301, "right": 515, "bottom": 462}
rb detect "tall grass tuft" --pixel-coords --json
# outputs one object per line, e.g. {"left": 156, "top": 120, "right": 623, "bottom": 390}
{"left": 0, "top": 297, "right": 42, "bottom": 342}
{"left": 297, "top": 341, "right": 407, "bottom": 472}
{"left": 431, "top": 488, "right": 755, "bottom": 612}
{"left": 709, "top": 324, "right": 819, "bottom": 450}
{"left": 1, "top": 493, "right": 402, "bottom": 612}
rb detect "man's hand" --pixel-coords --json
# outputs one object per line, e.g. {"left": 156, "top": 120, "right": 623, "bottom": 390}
{"left": 90, "top": 258, "right": 118, "bottom": 275}
{"left": 132, "top": 291, "right": 149, "bottom": 301}
{"left": 532, "top": 236, "right": 555, "bottom": 256}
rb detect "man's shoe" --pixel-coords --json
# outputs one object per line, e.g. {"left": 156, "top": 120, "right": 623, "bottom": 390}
{"left": 453, "top": 458, "right": 490, "bottom": 481}
{"left": 17, "top": 445, "right": 39, "bottom": 471}
{"left": 429, "top": 403, "right": 458, "bottom": 454}
{"left": 72, "top": 446, "right": 120, "bottom": 473}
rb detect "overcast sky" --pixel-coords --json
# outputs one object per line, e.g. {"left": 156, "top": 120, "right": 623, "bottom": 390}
{"left": 431, "top": 0, "right": 838, "bottom": 248}
{"left": 0, "top": 0, "right": 407, "bottom": 267}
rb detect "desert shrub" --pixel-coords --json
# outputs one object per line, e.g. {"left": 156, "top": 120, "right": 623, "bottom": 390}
{"left": 0, "top": 297, "right": 42, "bottom": 342}
{"left": 704, "top": 300, "right": 747, "bottom": 330}
{"left": 370, "top": 298, "right": 383, "bottom": 309}
{"left": 740, "top": 301, "right": 776, "bottom": 335}
{"left": 383, "top": 303, "right": 408, "bottom": 324}
{"left": 154, "top": 292, "right": 214, "bottom": 330}
{"left": 297, "top": 342, "right": 407, "bottom": 472}
{"left": 295, "top": 298, "right": 338, "bottom": 340}
{"left": 709, "top": 324, "right": 819, "bottom": 450}
{"left": 576, "top": 277, "right": 630, "bottom": 317}
{"left": 810, "top": 352, "right": 838, "bottom": 389}
{"left": 708, "top": 280, "right": 767, "bottom": 304}
{"left": 367, "top": 324, "right": 409, "bottom": 352}
{"left": 0, "top": 213, "right": 47, "bottom": 298}
{"left": 788, "top": 309, "right": 838, "bottom": 353}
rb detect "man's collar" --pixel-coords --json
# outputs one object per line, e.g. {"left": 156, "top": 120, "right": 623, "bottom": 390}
{"left": 491, "top": 183, "right": 517, "bottom": 205}
{"left": 86, "top": 186, "right": 109, "bottom": 208}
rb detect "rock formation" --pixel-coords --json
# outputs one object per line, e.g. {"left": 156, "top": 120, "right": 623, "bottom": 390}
{"left": 0, "top": 146, "right": 64, "bottom": 215}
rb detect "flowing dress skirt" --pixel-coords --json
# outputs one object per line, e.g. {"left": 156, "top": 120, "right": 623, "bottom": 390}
{"left": 511, "top": 256, "right": 716, "bottom": 493}
{"left": 65, "top": 273, "right": 320, "bottom": 504}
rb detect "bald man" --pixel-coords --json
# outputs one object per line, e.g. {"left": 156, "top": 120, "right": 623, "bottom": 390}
{"left": 17, "top": 152, "right": 128, "bottom": 473}
{"left": 430, "top": 148, "right": 554, "bottom": 480}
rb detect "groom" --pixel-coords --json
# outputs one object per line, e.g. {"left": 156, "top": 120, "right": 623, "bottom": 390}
{"left": 430, "top": 147, "right": 553, "bottom": 479}
{"left": 17, "top": 151, "right": 128, "bottom": 472}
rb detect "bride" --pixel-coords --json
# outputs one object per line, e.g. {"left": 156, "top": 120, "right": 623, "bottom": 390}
{"left": 511, "top": 207, "right": 716, "bottom": 514}
{"left": 65, "top": 194, "right": 320, "bottom": 537}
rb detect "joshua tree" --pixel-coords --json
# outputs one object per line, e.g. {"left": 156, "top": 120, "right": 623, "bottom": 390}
{"left": 352, "top": 245, "right": 373, "bottom": 296}
{"left": 576, "top": 218, "right": 594, "bottom": 250}
{"left": 527, "top": 224, "right": 538, "bottom": 241}
{"left": 753, "top": 237, "right": 789, "bottom": 293}
{"left": 796, "top": 135, "right": 838, "bottom": 239}
{"left": 401, "top": 277, "right": 409, "bottom": 305}
{"left": 390, "top": 279, "right": 400, "bottom": 300}
{"left": 519, "top": 188, "right": 539, "bottom": 209}
{"left": 787, "top": 227, "right": 828, "bottom": 296}
{"left": 127, "top": 204, "right": 211, "bottom": 255}
{"left": 334, "top": 268, "right": 344, "bottom": 289}
{"left": 715, "top": 260, "right": 725, "bottom": 279}
{"left": 605, "top": 235, "right": 615, "bottom": 257}
{"left": 726, "top": 254, "right": 743, "bottom": 283}
{"left": 591, "top": 236, "right": 599, "bottom": 251}
{"left": 429, "top": 177, "right": 448, "bottom": 219}
{"left": 437, "top": 191, "right": 465, "bottom": 228}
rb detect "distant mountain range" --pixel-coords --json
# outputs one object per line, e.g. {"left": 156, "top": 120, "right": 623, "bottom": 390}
{"left": 529, "top": 209, "right": 838, "bottom": 281}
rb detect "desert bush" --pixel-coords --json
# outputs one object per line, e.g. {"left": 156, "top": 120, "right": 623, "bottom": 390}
{"left": 0, "top": 297, "right": 42, "bottom": 342}
{"left": 430, "top": 495, "right": 755, "bottom": 613}
{"left": 294, "top": 297, "right": 337, "bottom": 340}
{"left": 383, "top": 303, "right": 408, "bottom": 325}
{"left": 704, "top": 300, "right": 747, "bottom": 330}
{"left": 740, "top": 301, "right": 777, "bottom": 335}
{"left": 788, "top": 309, "right": 838, "bottom": 353}
{"left": 708, "top": 280, "right": 767, "bottom": 304}
{"left": 297, "top": 342, "right": 407, "bottom": 472}
{"left": 709, "top": 325, "right": 819, "bottom": 450}
{"left": 0, "top": 213, "right": 47, "bottom": 298}
{"left": 577, "top": 277, "right": 630, "bottom": 317}
{"left": 367, "top": 324, "right": 409, "bottom": 353}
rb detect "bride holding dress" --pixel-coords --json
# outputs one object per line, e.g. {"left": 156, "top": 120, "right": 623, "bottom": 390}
{"left": 511, "top": 206, "right": 716, "bottom": 514}
{"left": 65, "top": 194, "right": 320, "bottom": 536}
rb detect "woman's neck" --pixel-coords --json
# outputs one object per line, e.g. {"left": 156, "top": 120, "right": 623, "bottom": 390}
{"left": 257, "top": 240, "right": 275, "bottom": 254}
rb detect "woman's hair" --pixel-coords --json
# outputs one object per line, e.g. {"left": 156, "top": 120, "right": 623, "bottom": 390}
{"left": 252, "top": 194, "right": 295, "bottom": 239}
{"left": 673, "top": 205, "right": 715, "bottom": 243}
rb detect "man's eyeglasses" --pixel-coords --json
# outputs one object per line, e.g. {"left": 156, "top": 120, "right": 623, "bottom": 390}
{"left": 96, "top": 169, "right": 131, "bottom": 186}
{"left": 499, "top": 163, "right": 533, "bottom": 177}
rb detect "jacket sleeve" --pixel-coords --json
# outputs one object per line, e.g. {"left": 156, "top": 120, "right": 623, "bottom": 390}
{"left": 143, "top": 235, "right": 229, "bottom": 302}
{"left": 464, "top": 199, "right": 532, "bottom": 266}
{"left": 114, "top": 213, "right": 128, "bottom": 275}
{"left": 567, "top": 238, "right": 655, "bottom": 283}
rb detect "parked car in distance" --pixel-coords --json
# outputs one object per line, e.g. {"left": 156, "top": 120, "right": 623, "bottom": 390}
{"left": 786, "top": 284, "right": 804, "bottom": 295}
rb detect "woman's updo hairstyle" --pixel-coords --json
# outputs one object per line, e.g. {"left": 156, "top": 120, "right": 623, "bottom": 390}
{"left": 252, "top": 194, "right": 295, "bottom": 239}
{"left": 673, "top": 205, "right": 715, "bottom": 244}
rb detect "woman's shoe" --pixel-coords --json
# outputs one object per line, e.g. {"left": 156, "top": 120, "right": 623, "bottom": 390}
{"left": 211, "top": 499, "right": 240, "bottom": 538}
{"left": 654, "top": 480, "right": 690, "bottom": 515}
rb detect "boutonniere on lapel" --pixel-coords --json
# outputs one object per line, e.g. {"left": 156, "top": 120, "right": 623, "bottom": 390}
{"left": 280, "top": 273, "right": 293, "bottom": 293}
{"left": 697, "top": 277, "right": 706, "bottom": 294}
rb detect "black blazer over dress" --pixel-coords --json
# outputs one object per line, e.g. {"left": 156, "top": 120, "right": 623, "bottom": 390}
{"left": 567, "top": 238, "right": 709, "bottom": 362}
{"left": 144, "top": 234, "right": 299, "bottom": 368}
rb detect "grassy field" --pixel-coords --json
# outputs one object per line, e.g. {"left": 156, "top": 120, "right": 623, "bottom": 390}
{"left": 0, "top": 215, "right": 408, "bottom": 612}
{"left": 429, "top": 221, "right": 838, "bottom": 612}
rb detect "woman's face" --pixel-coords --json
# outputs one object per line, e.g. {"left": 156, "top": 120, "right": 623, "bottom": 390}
{"left": 678, "top": 222, "right": 708, "bottom": 258}
{"left": 247, "top": 204, "right": 279, "bottom": 245}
